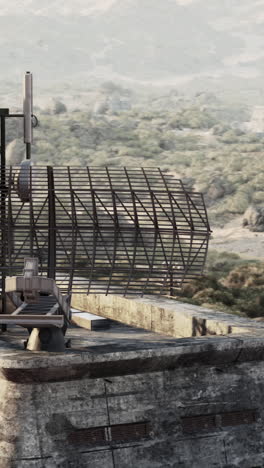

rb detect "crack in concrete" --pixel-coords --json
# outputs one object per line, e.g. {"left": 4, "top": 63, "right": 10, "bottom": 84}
{"left": 233, "top": 347, "right": 244, "bottom": 364}
{"left": 13, "top": 456, "right": 52, "bottom": 461}
{"left": 223, "top": 439, "right": 228, "bottom": 465}
{"left": 80, "top": 443, "right": 142, "bottom": 455}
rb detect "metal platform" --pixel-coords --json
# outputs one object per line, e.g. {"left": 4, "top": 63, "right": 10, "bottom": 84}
{"left": 0, "top": 258, "right": 70, "bottom": 350}
{"left": 0, "top": 295, "right": 64, "bottom": 328}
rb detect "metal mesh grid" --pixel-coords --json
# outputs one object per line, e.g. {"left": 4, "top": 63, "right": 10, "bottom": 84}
{"left": 1, "top": 166, "right": 211, "bottom": 295}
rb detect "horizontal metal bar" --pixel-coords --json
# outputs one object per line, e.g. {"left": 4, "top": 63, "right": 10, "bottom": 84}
{"left": 6, "top": 114, "right": 24, "bottom": 118}
{"left": 0, "top": 314, "right": 64, "bottom": 328}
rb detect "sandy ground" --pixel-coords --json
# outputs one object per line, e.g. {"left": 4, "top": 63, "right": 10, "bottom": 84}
{"left": 210, "top": 216, "right": 264, "bottom": 260}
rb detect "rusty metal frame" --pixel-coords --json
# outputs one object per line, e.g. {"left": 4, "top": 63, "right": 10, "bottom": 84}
{"left": 1, "top": 166, "right": 211, "bottom": 296}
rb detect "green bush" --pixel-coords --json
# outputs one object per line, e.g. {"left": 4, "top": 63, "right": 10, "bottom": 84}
{"left": 226, "top": 191, "right": 251, "bottom": 214}
{"left": 252, "top": 191, "right": 264, "bottom": 203}
{"left": 22, "top": 93, "right": 263, "bottom": 227}
{"left": 219, "top": 130, "right": 239, "bottom": 144}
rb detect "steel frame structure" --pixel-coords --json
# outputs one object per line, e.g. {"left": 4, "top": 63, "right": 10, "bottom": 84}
{"left": 1, "top": 165, "right": 211, "bottom": 297}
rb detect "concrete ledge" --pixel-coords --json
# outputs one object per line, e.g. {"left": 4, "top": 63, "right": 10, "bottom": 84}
{"left": 71, "top": 294, "right": 264, "bottom": 338}
{"left": 0, "top": 331, "right": 263, "bottom": 382}
{"left": 71, "top": 309, "right": 110, "bottom": 330}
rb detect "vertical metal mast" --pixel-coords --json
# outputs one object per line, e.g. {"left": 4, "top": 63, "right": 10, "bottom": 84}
{"left": 47, "top": 166, "right": 56, "bottom": 280}
{"left": 0, "top": 108, "right": 9, "bottom": 330}
{"left": 0, "top": 72, "right": 34, "bottom": 331}
{"left": 23, "top": 71, "right": 33, "bottom": 160}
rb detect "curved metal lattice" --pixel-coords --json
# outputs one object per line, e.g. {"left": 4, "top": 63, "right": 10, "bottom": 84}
{"left": 1, "top": 166, "right": 211, "bottom": 295}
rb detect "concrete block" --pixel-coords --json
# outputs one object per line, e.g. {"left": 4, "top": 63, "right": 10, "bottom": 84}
{"left": 71, "top": 309, "right": 110, "bottom": 331}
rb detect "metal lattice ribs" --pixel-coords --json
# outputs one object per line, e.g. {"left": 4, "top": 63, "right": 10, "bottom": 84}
{"left": 2, "top": 166, "right": 211, "bottom": 296}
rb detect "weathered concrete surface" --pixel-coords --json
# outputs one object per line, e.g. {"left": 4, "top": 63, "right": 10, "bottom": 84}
{"left": 71, "top": 309, "right": 110, "bottom": 330}
{"left": 0, "top": 324, "right": 264, "bottom": 467}
{"left": 71, "top": 293, "right": 264, "bottom": 338}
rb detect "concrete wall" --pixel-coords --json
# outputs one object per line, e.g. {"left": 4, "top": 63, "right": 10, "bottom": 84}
{"left": 71, "top": 294, "right": 264, "bottom": 338}
{"left": 1, "top": 333, "right": 264, "bottom": 467}
{"left": 1, "top": 295, "right": 264, "bottom": 467}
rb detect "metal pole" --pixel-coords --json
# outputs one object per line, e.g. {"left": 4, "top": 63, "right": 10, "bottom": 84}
{"left": 26, "top": 142, "right": 31, "bottom": 160}
{"left": 0, "top": 71, "right": 35, "bottom": 333}
{"left": 47, "top": 166, "right": 56, "bottom": 279}
{"left": 24, "top": 72, "right": 33, "bottom": 160}
{"left": 0, "top": 109, "right": 9, "bottom": 331}
{"left": 170, "top": 273, "right": 173, "bottom": 297}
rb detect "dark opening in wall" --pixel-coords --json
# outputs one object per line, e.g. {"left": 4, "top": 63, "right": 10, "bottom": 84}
{"left": 182, "top": 409, "right": 257, "bottom": 434}
{"left": 68, "top": 421, "right": 151, "bottom": 446}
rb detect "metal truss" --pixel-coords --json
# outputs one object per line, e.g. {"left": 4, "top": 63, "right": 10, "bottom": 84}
{"left": 0, "top": 166, "right": 211, "bottom": 296}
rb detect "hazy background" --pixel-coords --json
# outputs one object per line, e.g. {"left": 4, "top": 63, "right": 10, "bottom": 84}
{"left": 1, "top": 0, "right": 264, "bottom": 104}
